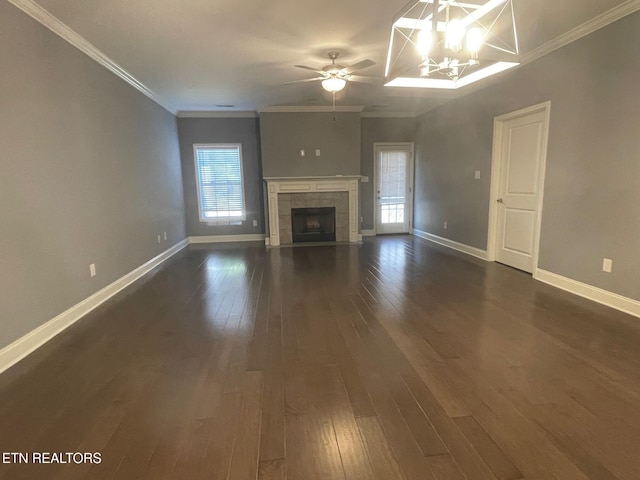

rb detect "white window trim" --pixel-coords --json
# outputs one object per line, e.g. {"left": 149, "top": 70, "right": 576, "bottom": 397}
{"left": 193, "top": 143, "right": 247, "bottom": 224}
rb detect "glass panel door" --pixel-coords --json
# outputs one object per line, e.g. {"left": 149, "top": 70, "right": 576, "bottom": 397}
{"left": 375, "top": 145, "right": 413, "bottom": 234}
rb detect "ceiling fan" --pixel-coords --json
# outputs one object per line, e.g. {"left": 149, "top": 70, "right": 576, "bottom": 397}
{"left": 288, "top": 51, "right": 377, "bottom": 93}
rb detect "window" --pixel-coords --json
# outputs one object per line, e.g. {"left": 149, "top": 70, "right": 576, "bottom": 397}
{"left": 193, "top": 144, "right": 246, "bottom": 223}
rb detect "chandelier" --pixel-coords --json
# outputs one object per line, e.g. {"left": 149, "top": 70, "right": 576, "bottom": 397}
{"left": 384, "top": 0, "right": 520, "bottom": 89}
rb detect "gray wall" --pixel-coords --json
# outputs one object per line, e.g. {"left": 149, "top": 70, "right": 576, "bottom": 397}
{"left": 414, "top": 108, "right": 493, "bottom": 248}
{"left": 177, "top": 117, "right": 265, "bottom": 237}
{"left": 259, "top": 112, "right": 361, "bottom": 177}
{"left": 0, "top": 3, "right": 186, "bottom": 350}
{"left": 360, "top": 117, "right": 416, "bottom": 231}
{"left": 414, "top": 12, "right": 640, "bottom": 301}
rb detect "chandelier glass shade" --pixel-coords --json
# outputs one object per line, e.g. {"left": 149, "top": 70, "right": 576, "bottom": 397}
{"left": 384, "top": 0, "right": 520, "bottom": 89}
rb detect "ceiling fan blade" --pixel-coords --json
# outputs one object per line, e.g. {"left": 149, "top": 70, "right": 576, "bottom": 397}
{"left": 294, "top": 65, "right": 326, "bottom": 75}
{"left": 284, "top": 77, "right": 325, "bottom": 85}
{"left": 342, "top": 59, "right": 376, "bottom": 74}
{"left": 348, "top": 75, "right": 379, "bottom": 84}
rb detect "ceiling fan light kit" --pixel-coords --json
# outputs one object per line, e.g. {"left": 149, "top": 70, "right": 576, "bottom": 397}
{"left": 321, "top": 77, "right": 347, "bottom": 93}
{"left": 289, "top": 51, "right": 376, "bottom": 99}
{"left": 384, "top": 0, "right": 520, "bottom": 89}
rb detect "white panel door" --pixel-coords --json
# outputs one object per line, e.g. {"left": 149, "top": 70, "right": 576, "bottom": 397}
{"left": 375, "top": 144, "right": 413, "bottom": 234}
{"left": 495, "top": 110, "right": 548, "bottom": 272}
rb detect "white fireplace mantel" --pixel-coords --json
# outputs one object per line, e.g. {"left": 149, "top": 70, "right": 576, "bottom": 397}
{"left": 264, "top": 176, "right": 361, "bottom": 246}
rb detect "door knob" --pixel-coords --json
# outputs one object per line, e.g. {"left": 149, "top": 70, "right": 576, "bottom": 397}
{"left": 497, "top": 198, "right": 504, "bottom": 203}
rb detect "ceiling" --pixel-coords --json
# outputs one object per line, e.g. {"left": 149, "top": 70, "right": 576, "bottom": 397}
{"left": 26, "top": 0, "right": 638, "bottom": 114}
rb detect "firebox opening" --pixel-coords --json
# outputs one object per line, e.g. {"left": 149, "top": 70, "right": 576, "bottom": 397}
{"left": 291, "top": 207, "right": 336, "bottom": 243}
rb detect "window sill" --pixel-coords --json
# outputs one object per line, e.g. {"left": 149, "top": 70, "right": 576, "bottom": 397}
{"left": 202, "top": 219, "right": 244, "bottom": 226}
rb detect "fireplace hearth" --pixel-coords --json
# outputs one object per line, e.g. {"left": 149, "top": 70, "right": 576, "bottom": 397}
{"left": 291, "top": 207, "right": 336, "bottom": 243}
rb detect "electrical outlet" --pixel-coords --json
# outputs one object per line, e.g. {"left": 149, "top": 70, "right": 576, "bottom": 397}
{"left": 253, "top": 220, "right": 258, "bottom": 227}
{"left": 475, "top": 170, "right": 481, "bottom": 179}
{"left": 163, "top": 232, "right": 167, "bottom": 241}
{"left": 315, "top": 149, "right": 321, "bottom": 156}
{"left": 157, "top": 235, "right": 161, "bottom": 243}
{"left": 444, "top": 221, "right": 448, "bottom": 229}
{"left": 89, "top": 263, "right": 96, "bottom": 277}
{"left": 602, "top": 258, "right": 613, "bottom": 273}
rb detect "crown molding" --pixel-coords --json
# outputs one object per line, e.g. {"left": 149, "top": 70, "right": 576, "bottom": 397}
{"left": 7, "top": 0, "right": 174, "bottom": 114}
{"left": 258, "top": 106, "right": 365, "bottom": 113}
{"left": 522, "top": 0, "right": 640, "bottom": 64}
{"left": 177, "top": 111, "right": 258, "bottom": 118}
{"left": 361, "top": 112, "right": 416, "bottom": 118}
{"left": 9, "top": 0, "right": 639, "bottom": 118}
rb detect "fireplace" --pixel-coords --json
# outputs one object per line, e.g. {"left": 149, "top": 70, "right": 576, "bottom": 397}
{"left": 291, "top": 207, "right": 336, "bottom": 243}
{"left": 264, "top": 176, "right": 360, "bottom": 246}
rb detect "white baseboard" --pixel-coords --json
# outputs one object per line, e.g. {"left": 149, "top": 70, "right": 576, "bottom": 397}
{"left": 189, "top": 234, "right": 266, "bottom": 244}
{"left": 534, "top": 269, "right": 640, "bottom": 318}
{"left": 361, "top": 229, "right": 376, "bottom": 237}
{"left": 412, "top": 229, "right": 489, "bottom": 261}
{"left": 0, "top": 239, "right": 189, "bottom": 375}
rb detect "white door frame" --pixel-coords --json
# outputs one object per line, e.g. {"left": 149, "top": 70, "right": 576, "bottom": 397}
{"left": 487, "top": 101, "right": 551, "bottom": 270}
{"left": 373, "top": 142, "right": 415, "bottom": 234}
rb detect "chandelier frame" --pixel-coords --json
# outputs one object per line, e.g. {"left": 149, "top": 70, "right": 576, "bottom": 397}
{"left": 384, "top": 0, "right": 521, "bottom": 89}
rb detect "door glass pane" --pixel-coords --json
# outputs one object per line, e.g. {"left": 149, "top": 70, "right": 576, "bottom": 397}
{"left": 379, "top": 151, "right": 407, "bottom": 224}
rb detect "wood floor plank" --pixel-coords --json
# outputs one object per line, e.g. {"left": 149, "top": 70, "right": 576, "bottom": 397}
{"left": 305, "top": 413, "right": 346, "bottom": 480}
{"left": 1, "top": 239, "right": 639, "bottom": 480}
{"left": 326, "top": 305, "right": 435, "bottom": 480}
{"left": 258, "top": 316, "right": 285, "bottom": 462}
{"left": 356, "top": 416, "right": 407, "bottom": 480}
{"left": 284, "top": 414, "right": 318, "bottom": 480}
{"left": 227, "top": 371, "right": 264, "bottom": 480}
{"left": 350, "top": 293, "right": 472, "bottom": 418}
{"left": 192, "top": 392, "right": 242, "bottom": 480}
{"left": 401, "top": 373, "right": 504, "bottom": 480}
{"left": 392, "top": 380, "right": 449, "bottom": 457}
{"left": 364, "top": 378, "right": 437, "bottom": 480}
{"left": 426, "top": 454, "right": 468, "bottom": 480}
{"left": 453, "top": 415, "right": 523, "bottom": 480}
{"left": 528, "top": 400, "right": 632, "bottom": 480}
{"left": 319, "top": 365, "right": 374, "bottom": 480}
{"left": 323, "top": 299, "right": 379, "bottom": 419}
{"left": 258, "top": 459, "right": 285, "bottom": 480}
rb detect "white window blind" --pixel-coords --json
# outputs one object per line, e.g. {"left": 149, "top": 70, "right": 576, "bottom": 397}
{"left": 194, "top": 144, "right": 246, "bottom": 222}
{"left": 379, "top": 151, "right": 408, "bottom": 224}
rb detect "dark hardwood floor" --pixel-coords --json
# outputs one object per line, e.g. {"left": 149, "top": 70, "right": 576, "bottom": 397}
{"left": 1, "top": 236, "right": 640, "bottom": 480}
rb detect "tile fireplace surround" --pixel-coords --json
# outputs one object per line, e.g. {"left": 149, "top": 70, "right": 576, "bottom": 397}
{"left": 264, "top": 176, "right": 361, "bottom": 246}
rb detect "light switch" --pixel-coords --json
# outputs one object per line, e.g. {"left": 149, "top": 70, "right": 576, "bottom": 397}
{"left": 315, "top": 149, "right": 321, "bottom": 156}
{"left": 474, "top": 170, "right": 481, "bottom": 179}
{"left": 300, "top": 149, "right": 305, "bottom": 157}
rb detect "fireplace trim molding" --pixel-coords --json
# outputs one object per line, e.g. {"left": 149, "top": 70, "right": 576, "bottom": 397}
{"left": 264, "top": 176, "right": 361, "bottom": 246}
